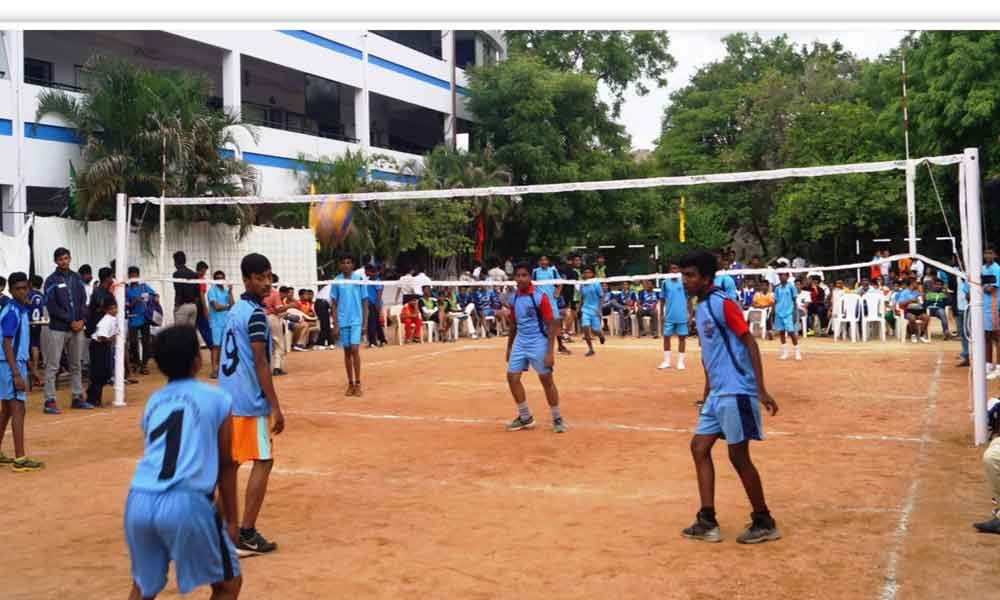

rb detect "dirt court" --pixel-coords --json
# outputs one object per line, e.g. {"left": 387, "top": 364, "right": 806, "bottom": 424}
{"left": 3, "top": 334, "right": 998, "bottom": 599}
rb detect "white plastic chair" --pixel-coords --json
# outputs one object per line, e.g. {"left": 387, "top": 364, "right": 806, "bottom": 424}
{"left": 746, "top": 307, "right": 769, "bottom": 339}
{"left": 601, "top": 313, "right": 619, "bottom": 336}
{"left": 387, "top": 304, "right": 405, "bottom": 345}
{"left": 833, "top": 293, "right": 861, "bottom": 342}
{"left": 861, "top": 292, "right": 886, "bottom": 342}
{"left": 423, "top": 320, "right": 438, "bottom": 342}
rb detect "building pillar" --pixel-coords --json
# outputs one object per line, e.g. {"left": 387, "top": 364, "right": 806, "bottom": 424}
{"left": 4, "top": 30, "right": 26, "bottom": 235}
{"left": 441, "top": 29, "right": 456, "bottom": 150}
{"left": 356, "top": 32, "right": 371, "bottom": 150}
{"left": 221, "top": 49, "right": 241, "bottom": 118}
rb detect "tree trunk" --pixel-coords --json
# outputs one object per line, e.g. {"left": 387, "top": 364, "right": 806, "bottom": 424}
{"left": 749, "top": 216, "right": 769, "bottom": 258}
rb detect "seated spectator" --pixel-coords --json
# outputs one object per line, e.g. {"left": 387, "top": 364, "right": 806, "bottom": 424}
{"left": 490, "top": 286, "right": 511, "bottom": 332}
{"left": 795, "top": 279, "right": 812, "bottom": 335}
{"left": 474, "top": 285, "right": 501, "bottom": 337}
{"left": 601, "top": 283, "right": 625, "bottom": 334}
{"left": 455, "top": 286, "right": 479, "bottom": 337}
{"left": 739, "top": 280, "right": 756, "bottom": 310}
{"left": 447, "top": 287, "right": 477, "bottom": 339}
{"left": 896, "top": 278, "right": 930, "bottom": 344}
{"left": 636, "top": 280, "right": 661, "bottom": 338}
{"left": 752, "top": 282, "right": 774, "bottom": 309}
{"left": 419, "top": 286, "right": 450, "bottom": 341}
{"left": 400, "top": 298, "right": 423, "bottom": 343}
{"left": 291, "top": 289, "right": 320, "bottom": 351}
{"left": 925, "top": 278, "right": 951, "bottom": 340}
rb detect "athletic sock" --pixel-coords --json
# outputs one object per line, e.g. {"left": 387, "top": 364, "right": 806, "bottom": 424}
{"left": 781, "top": 344, "right": 788, "bottom": 355}
{"left": 677, "top": 353, "right": 685, "bottom": 366}
{"left": 517, "top": 401, "right": 531, "bottom": 420}
{"left": 664, "top": 350, "right": 671, "bottom": 364}
{"left": 549, "top": 405, "right": 562, "bottom": 421}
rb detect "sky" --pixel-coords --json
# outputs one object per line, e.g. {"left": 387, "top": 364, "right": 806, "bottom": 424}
{"left": 609, "top": 30, "right": 907, "bottom": 151}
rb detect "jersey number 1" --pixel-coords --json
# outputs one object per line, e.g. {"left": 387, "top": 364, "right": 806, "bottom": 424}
{"left": 149, "top": 410, "right": 184, "bottom": 480}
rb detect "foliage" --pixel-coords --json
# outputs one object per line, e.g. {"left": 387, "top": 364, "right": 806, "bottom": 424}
{"left": 35, "top": 54, "right": 257, "bottom": 232}
{"left": 505, "top": 30, "right": 676, "bottom": 117}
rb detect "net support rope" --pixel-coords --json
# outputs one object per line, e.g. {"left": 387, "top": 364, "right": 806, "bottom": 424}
{"left": 112, "top": 150, "right": 990, "bottom": 445}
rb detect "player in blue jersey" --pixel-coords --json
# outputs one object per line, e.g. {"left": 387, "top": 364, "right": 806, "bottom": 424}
{"left": 531, "top": 254, "right": 571, "bottom": 355}
{"left": 505, "top": 262, "right": 565, "bottom": 433}
{"left": 678, "top": 251, "right": 780, "bottom": 545}
{"left": 579, "top": 265, "right": 605, "bottom": 357}
{"left": 984, "top": 246, "right": 1000, "bottom": 379}
{"left": 124, "top": 325, "right": 241, "bottom": 599}
{"left": 712, "top": 251, "right": 739, "bottom": 302}
{"left": 329, "top": 254, "right": 369, "bottom": 396}
{"left": 0, "top": 273, "right": 43, "bottom": 472}
{"left": 206, "top": 271, "right": 235, "bottom": 379}
{"left": 772, "top": 272, "right": 802, "bottom": 361}
{"left": 218, "top": 253, "right": 284, "bottom": 557}
{"left": 658, "top": 263, "right": 690, "bottom": 370}
{"left": 27, "top": 275, "right": 44, "bottom": 388}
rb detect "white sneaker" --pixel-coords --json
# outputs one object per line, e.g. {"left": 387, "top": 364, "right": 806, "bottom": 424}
{"left": 779, "top": 352, "right": 789, "bottom": 360}
{"left": 988, "top": 369, "right": 1000, "bottom": 381}
{"left": 920, "top": 336, "right": 931, "bottom": 344}
{"left": 794, "top": 351, "right": 802, "bottom": 361}
{"left": 677, "top": 361, "right": 686, "bottom": 370}
{"left": 657, "top": 361, "right": 672, "bottom": 370}
{"left": 911, "top": 335, "right": 918, "bottom": 344}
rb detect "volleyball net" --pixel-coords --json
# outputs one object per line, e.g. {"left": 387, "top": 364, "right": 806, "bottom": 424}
{"left": 111, "top": 149, "right": 991, "bottom": 443}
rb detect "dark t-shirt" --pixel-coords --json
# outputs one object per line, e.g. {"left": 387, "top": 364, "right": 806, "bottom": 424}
{"left": 173, "top": 267, "right": 200, "bottom": 307}
{"left": 560, "top": 266, "right": 578, "bottom": 303}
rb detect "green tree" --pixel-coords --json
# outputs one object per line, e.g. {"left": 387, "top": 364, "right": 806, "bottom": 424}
{"left": 505, "top": 30, "right": 676, "bottom": 117}
{"left": 35, "top": 54, "right": 257, "bottom": 229}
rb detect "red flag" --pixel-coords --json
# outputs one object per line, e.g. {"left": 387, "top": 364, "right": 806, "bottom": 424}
{"left": 474, "top": 213, "right": 485, "bottom": 262}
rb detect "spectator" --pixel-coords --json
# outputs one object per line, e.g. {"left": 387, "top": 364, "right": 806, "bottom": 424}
{"left": 488, "top": 260, "right": 507, "bottom": 282}
{"left": 898, "top": 255, "right": 913, "bottom": 279}
{"left": 263, "top": 273, "right": 290, "bottom": 377}
{"left": 419, "top": 286, "right": 447, "bottom": 341}
{"left": 400, "top": 297, "right": 423, "bottom": 343}
{"left": 601, "top": 283, "right": 624, "bottom": 334}
{"left": 147, "top": 293, "right": 164, "bottom": 336}
{"left": 985, "top": 246, "right": 1000, "bottom": 380}
{"left": 870, "top": 251, "right": 882, "bottom": 283}
{"left": 752, "top": 281, "right": 774, "bottom": 309}
{"left": 957, "top": 276, "right": 970, "bottom": 367}
{"left": 558, "top": 256, "right": 580, "bottom": 340}
{"left": 795, "top": 279, "right": 812, "bottom": 335}
{"left": 194, "top": 261, "right": 213, "bottom": 349}
{"left": 925, "top": 278, "right": 951, "bottom": 340}
{"left": 313, "top": 284, "right": 334, "bottom": 351}
{"left": 206, "top": 271, "right": 234, "bottom": 377}
{"left": 42, "top": 247, "right": 89, "bottom": 413}
{"left": 455, "top": 286, "right": 479, "bottom": 338}
{"left": 504, "top": 257, "right": 514, "bottom": 277}
{"left": 595, "top": 254, "right": 609, "bottom": 279}
{"left": 0, "top": 276, "right": 6, "bottom": 308}
{"left": 78, "top": 264, "right": 94, "bottom": 305}
{"left": 879, "top": 250, "right": 893, "bottom": 285}
{"left": 474, "top": 285, "right": 501, "bottom": 337}
{"left": 85, "top": 296, "right": 118, "bottom": 408}
{"left": 171, "top": 251, "right": 200, "bottom": 328}
{"left": 125, "top": 266, "right": 156, "bottom": 376}
{"left": 792, "top": 255, "right": 807, "bottom": 270}
{"left": 618, "top": 284, "right": 638, "bottom": 335}
{"left": 896, "top": 278, "right": 930, "bottom": 344}
{"left": 729, "top": 251, "right": 745, "bottom": 288}
{"left": 364, "top": 264, "right": 387, "bottom": 348}
{"left": 805, "top": 277, "right": 829, "bottom": 335}
{"left": 912, "top": 257, "right": 926, "bottom": 283}
{"left": 739, "top": 279, "right": 756, "bottom": 310}
{"left": 491, "top": 286, "right": 511, "bottom": 332}
{"left": 290, "top": 289, "right": 320, "bottom": 351}
{"left": 636, "top": 280, "right": 661, "bottom": 337}
{"left": 713, "top": 252, "right": 738, "bottom": 302}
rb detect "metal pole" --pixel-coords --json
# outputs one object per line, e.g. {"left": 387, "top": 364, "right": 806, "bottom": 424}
{"left": 855, "top": 238, "right": 861, "bottom": 284}
{"left": 113, "top": 193, "right": 127, "bottom": 407}
{"left": 906, "top": 159, "right": 917, "bottom": 256}
{"left": 901, "top": 47, "right": 911, "bottom": 161}
{"left": 964, "top": 148, "right": 988, "bottom": 445}
{"left": 159, "top": 199, "right": 166, "bottom": 322}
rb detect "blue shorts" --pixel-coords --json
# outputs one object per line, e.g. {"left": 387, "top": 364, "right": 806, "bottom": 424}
{"left": 210, "top": 323, "right": 226, "bottom": 349}
{"left": 0, "top": 361, "right": 28, "bottom": 402}
{"left": 581, "top": 309, "right": 601, "bottom": 331}
{"left": 124, "top": 490, "right": 240, "bottom": 597}
{"left": 773, "top": 313, "right": 795, "bottom": 332}
{"left": 508, "top": 341, "right": 551, "bottom": 375}
{"left": 663, "top": 322, "right": 689, "bottom": 337}
{"left": 695, "top": 393, "right": 764, "bottom": 445}
{"left": 338, "top": 325, "right": 362, "bottom": 348}
{"left": 196, "top": 315, "right": 213, "bottom": 347}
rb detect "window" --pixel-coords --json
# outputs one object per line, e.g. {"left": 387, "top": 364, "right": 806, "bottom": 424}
{"left": 24, "top": 58, "right": 53, "bottom": 85}
{"left": 74, "top": 64, "right": 85, "bottom": 88}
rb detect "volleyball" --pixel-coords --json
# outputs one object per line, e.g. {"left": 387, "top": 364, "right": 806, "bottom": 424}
{"left": 310, "top": 199, "right": 354, "bottom": 247}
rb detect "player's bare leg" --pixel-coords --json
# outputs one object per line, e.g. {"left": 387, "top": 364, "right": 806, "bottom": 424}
{"left": 538, "top": 372, "right": 565, "bottom": 433}
{"left": 0, "top": 400, "right": 10, "bottom": 454}
{"left": 583, "top": 326, "right": 594, "bottom": 356}
{"left": 241, "top": 459, "right": 273, "bottom": 532}
{"left": 342, "top": 348, "right": 355, "bottom": 396}
{"left": 729, "top": 441, "right": 781, "bottom": 544}
{"left": 351, "top": 345, "right": 362, "bottom": 396}
{"left": 505, "top": 371, "right": 534, "bottom": 431}
{"left": 129, "top": 581, "right": 154, "bottom": 600}
{"left": 210, "top": 576, "right": 243, "bottom": 600}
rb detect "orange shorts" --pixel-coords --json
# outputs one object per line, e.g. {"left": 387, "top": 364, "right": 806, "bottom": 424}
{"left": 231, "top": 415, "right": 273, "bottom": 463}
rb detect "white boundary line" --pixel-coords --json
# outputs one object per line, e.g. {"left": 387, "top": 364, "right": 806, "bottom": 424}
{"left": 878, "top": 352, "right": 942, "bottom": 600}
{"left": 287, "top": 409, "right": 932, "bottom": 444}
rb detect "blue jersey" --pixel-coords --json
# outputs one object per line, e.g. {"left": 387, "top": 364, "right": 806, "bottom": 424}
{"left": 329, "top": 272, "right": 366, "bottom": 327}
{"left": 206, "top": 286, "right": 232, "bottom": 332}
{"left": 512, "top": 287, "right": 553, "bottom": 346}
{"left": 713, "top": 274, "right": 739, "bottom": 302}
{"left": 126, "top": 283, "right": 156, "bottom": 327}
{"left": 984, "top": 262, "right": 1000, "bottom": 313}
{"left": 474, "top": 289, "right": 499, "bottom": 312}
{"left": 661, "top": 278, "right": 688, "bottom": 324}
{"left": 580, "top": 282, "right": 602, "bottom": 312}
{"left": 129, "top": 379, "right": 232, "bottom": 495}
{"left": 773, "top": 282, "right": 796, "bottom": 318}
{"left": 696, "top": 289, "right": 757, "bottom": 396}
{"left": 0, "top": 300, "right": 30, "bottom": 363}
{"left": 218, "top": 294, "right": 272, "bottom": 417}
{"left": 637, "top": 289, "right": 660, "bottom": 310}
{"left": 532, "top": 266, "right": 560, "bottom": 301}
{"left": 366, "top": 277, "right": 383, "bottom": 306}
{"left": 895, "top": 289, "right": 919, "bottom": 307}
{"left": 27, "top": 290, "right": 44, "bottom": 324}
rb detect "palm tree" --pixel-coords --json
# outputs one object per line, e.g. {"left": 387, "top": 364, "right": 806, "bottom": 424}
{"left": 35, "top": 54, "right": 257, "bottom": 231}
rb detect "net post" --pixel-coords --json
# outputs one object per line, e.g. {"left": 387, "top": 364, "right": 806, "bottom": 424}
{"left": 113, "top": 192, "right": 128, "bottom": 407}
{"left": 159, "top": 199, "right": 166, "bottom": 323}
{"left": 905, "top": 158, "right": 917, "bottom": 256}
{"left": 964, "top": 148, "right": 988, "bottom": 445}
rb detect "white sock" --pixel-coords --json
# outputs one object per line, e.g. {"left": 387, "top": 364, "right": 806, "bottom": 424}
{"left": 990, "top": 363, "right": 996, "bottom": 373}
{"left": 664, "top": 350, "right": 671, "bottom": 364}
{"left": 781, "top": 344, "right": 788, "bottom": 354}
{"left": 794, "top": 345, "right": 801, "bottom": 355}
{"left": 677, "top": 353, "right": 685, "bottom": 365}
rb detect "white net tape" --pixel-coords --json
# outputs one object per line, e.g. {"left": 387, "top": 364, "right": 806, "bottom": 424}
{"left": 129, "top": 154, "right": 965, "bottom": 206}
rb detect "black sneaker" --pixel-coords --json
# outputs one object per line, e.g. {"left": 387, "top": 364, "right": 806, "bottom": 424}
{"left": 237, "top": 529, "right": 278, "bottom": 556}
{"left": 505, "top": 414, "right": 536, "bottom": 432}
{"left": 974, "top": 516, "right": 1000, "bottom": 534}
{"left": 552, "top": 417, "right": 567, "bottom": 433}
{"left": 682, "top": 510, "right": 721, "bottom": 543}
{"left": 736, "top": 512, "right": 782, "bottom": 544}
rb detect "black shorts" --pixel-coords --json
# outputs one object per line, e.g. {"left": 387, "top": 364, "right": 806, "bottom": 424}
{"left": 30, "top": 326, "right": 41, "bottom": 349}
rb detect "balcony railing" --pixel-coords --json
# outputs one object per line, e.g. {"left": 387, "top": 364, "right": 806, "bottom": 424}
{"left": 242, "top": 101, "right": 359, "bottom": 144}
{"left": 25, "top": 77, "right": 84, "bottom": 93}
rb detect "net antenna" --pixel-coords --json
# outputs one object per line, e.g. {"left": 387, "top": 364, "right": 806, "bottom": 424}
{"left": 116, "top": 150, "right": 989, "bottom": 443}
